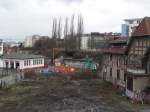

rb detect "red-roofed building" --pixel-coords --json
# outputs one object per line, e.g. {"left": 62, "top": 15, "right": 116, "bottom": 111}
{"left": 99, "top": 17, "right": 150, "bottom": 100}
{"left": 132, "top": 17, "right": 150, "bottom": 37}
{"left": 125, "top": 17, "right": 150, "bottom": 99}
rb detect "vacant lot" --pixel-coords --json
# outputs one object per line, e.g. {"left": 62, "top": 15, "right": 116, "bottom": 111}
{"left": 0, "top": 75, "right": 147, "bottom": 112}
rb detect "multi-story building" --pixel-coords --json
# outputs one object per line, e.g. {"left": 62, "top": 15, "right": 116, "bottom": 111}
{"left": 24, "top": 35, "right": 41, "bottom": 47}
{"left": 121, "top": 18, "right": 142, "bottom": 37}
{"left": 100, "top": 17, "right": 150, "bottom": 100}
{"left": 89, "top": 32, "right": 119, "bottom": 49}
{"left": 125, "top": 17, "right": 150, "bottom": 99}
{"left": 90, "top": 32, "right": 108, "bottom": 49}
{"left": 100, "top": 38, "right": 127, "bottom": 88}
{"left": 80, "top": 34, "right": 91, "bottom": 50}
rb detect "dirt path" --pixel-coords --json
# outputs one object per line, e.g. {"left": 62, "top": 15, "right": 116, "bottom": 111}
{"left": 0, "top": 76, "right": 147, "bottom": 112}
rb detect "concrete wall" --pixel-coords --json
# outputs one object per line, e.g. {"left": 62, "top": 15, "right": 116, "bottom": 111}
{"left": 126, "top": 77, "right": 149, "bottom": 99}
{"left": 133, "top": 77, "right": 148, "bottom": 91}
{"left": 0, "top": 71, "right": 24, "bottom": 88}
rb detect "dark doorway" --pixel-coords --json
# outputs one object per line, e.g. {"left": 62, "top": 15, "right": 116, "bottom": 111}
{"left": 110, "top": 68, "right": 112, "bottom": 77}
{"left": 117, "top": 70, "right": 120, "bottom": 80}
{"left": 127, "top": 77, "right": 133, "bottom": 91}
{"left": 10, "top": 62, "right": 14, "bottom": 69}
{"left": 5, "top": 62, "right": 8, "bottom": 69}
{"left": 16, "top": 62, "right": 20, "bottom": 69}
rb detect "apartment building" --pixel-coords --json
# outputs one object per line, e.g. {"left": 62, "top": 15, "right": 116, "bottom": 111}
{"left": 24, "top": 35, "right": 40, "bottom": 47}
{"left": 121, "top": 18, "right": 142, "bottom": 37}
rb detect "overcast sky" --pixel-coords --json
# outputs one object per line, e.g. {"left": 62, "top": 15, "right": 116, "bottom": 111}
{"left": 0, "top": 0, "right": 150, "bottom": 41}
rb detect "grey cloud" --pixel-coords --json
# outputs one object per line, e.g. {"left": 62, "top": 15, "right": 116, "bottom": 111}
{"left": 58, "top": 0, "right": 83, "bottom": 4}
{"left": 0, "top": 0, "right": 83, "bottom": 11}
{"left": 0, "top": 0, "right": 16, "bottom": 10}
{"left": 0, "top": 0, "right": 150, "bottom": 40}
{"left": 124, "top": 0, "right": 149, "bottom": 4}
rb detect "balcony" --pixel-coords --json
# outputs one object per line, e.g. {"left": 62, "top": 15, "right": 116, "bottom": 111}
{"left": 127, "top": 68, "right": 146, "bottom": 74}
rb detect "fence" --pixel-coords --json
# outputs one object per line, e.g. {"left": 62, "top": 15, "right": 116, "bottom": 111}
{"left": 0, "top": 68, "right": 24, "bottom": 88}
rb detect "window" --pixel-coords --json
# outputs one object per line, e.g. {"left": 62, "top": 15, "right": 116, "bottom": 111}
{"left": 136, "top": 41, "right": 139, "bottom": 47}
{"left": 35, "top": 60, "right": 37, "bottom": 65}
{"left": 110, "top": 55, "right": 112, "bottom": 61}
{"left": 117, "top": 56, "right": 119, "bottom": 67}
{"left": 139, "top": 41, "right": 143, "bottom": 47}
{"left": 33, "top": 60, "right": 35, "bottom": 65}
{"left": 28, "top": 60, "right": 31, "bottom": 66}
{"left": 40, "top": 59, "right": 43, "bottom": 64}
{"left": 143, "top": 40, "right": 147, "bottom": 46}
{"left": 27, "top": 60, "right": 28, "bottom": 66}
{"left": 24, "top": 60, "right": 27, "bottom": 66}
{"left": 149, "top": 40, "right": 150, "bottom": 46}
{"left": 129, "top": 20, "right": 133, "bottom": 24}
{"left": 124, "top": 74, "right": 126, "bottom": 81}
{"left": 146, "top": 40, "right": 149, "bottom": 47}
{"left": 37, "top": 60, "right": 39, "bottom": 65}
{"left": 117, "top": 70, "right": 120, "bottom": 80}
{"left": 124, "top": 57, "right": 127, "bottom": 65}
{"left": 110, "top": 68, "right": 112, "bottom": 77}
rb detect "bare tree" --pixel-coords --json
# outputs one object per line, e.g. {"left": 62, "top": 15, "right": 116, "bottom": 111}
{"left": 77, "top": 14, "right": 84, "bottom": 50}
{"left": 69, "top": 14, "right": 76, "bottom": 50}
{"left": 52, "top": 18, "right": 57, "bottom": 39}
{"left": 51, "top": 18, "right": 58, "bottom": 48}
{"left": 64, "top": 17, "right": 69, "bottom": 50}
{"left": 57, "top": 17, "right": 62, "bottom": 39}
{"left": 70, "top": 14, "right": 75, "bottom": 37}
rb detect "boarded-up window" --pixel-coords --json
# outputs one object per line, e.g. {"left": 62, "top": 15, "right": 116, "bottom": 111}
{"left": 124, "top": 74, "right": 126, "bottom": 81}
{"left": 117, "top": 70, "right": 120, "bottom": 80}
{"left": 110, "top": 68, "right": 112, "bottom": 77}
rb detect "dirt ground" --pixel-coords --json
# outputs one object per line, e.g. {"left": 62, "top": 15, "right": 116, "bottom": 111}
{"left": 0, "top": 75, "right": 148, "bottom": 112}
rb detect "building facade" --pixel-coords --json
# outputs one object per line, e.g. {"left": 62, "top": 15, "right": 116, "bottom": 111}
{"left": 24, "top": 35, "right": 41, "bottom": 47}
{"left": 101, "top": 51, "right": 126, "bottom": 88}
{"left": 80, "top": 34, "right": 91, "bottom": 50}
{"left": 90, "top": 32, "right": 108, "bottom": 49}
{"left": 100, "top": 37, "right": 127, "bottom": 88}
{"left": 122, "top": 18, "right": 142, "bottom": 37}
{"left": 0, "top": 53, "right": 45, "bottom": 70}
{"left": 125, "top": 17, "right": 150, "bottom": 99}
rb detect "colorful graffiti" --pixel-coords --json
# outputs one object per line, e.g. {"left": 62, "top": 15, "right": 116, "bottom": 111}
{"left": 55, "top": 62, "right": 75, "bottom": 74}
{"left": 23, "top": 58, "right": 97, "bottom": 76}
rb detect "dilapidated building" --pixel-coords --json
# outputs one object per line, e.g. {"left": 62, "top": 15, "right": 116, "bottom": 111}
{"left": 125, "top": 17, "right": 150, "bottom": 98}
{"left": 100, "top": 38, "right": 127, "bottom": 88}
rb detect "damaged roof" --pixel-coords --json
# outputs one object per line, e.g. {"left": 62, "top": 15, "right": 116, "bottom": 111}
{"left": 132, "top": 17, "right": 150, "bottom": 37}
